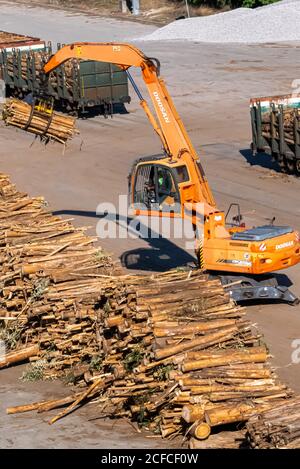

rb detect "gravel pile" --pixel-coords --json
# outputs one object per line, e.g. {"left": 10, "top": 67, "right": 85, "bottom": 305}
{"left": 139, "top": 1, "right": 300, "bottom": 44}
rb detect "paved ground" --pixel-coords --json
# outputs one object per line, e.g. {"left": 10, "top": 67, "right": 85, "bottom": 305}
{"left": 0, "top": 365, "right": 179, "bottom": 449}
{"left": 1, "top": 0, "right": 300, "bottom": 448}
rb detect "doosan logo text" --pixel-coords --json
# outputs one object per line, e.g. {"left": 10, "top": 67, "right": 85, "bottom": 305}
{"left": 276, "top": 241, "right": 294, "bottom": 250}
{"left": 153, "top": 91, "right": 170, "bottom": 123}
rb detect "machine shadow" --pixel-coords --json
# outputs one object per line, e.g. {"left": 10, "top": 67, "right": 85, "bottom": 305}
{"left": 79, "top": 103, "right": 129, "bottom": 119}
{"left": 120, "top": 243, "right": 196, "bottom": 272}
{"left": 240, "top": 148, "right": 282, "bottom": 173}
{"left": 274, "top": 273, "right": 294, "bottom": 288}
{"left": 52, "top": 209, "right": 196, "bottom": 272}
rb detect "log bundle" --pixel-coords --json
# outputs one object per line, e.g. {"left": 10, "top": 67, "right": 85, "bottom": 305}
{"left": 0, "top": 172, "right": 115, "bottom": 371}
{"left": 0, "top": 173, "right": 295, "bottom": 445}
{"left": 246, "top": 396, "right": 300, "bottom": 448}
{"left": 0, "top": 31, "right": 42, "bottom": 49}
{"left": 262, "top": 108, "right": 300, "bottom": 145}
{"left": 85, "top": 280, "right": 292, "bottom": 441}
{"left": 0, "top": 31, "right": 30, "bottom": 46}
{"left": 2, "top": 99, "right": 79, "bottom": 144}
{"left": 4, "top": 50, "right": 79, "bottom": 97}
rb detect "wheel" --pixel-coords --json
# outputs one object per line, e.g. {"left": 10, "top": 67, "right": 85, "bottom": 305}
{"left": 277, "top": 154, "right": 288, "bottom": 173}
{"left": 250, "top": 142, "right": 257, "bottom": 156}
{"left": 286, "top": 158, "right": 296, "bottom": 175}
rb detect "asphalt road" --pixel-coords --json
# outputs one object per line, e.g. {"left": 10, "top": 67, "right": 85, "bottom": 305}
{"left": 1, "top": 0, "right": 300, "bottom": 448}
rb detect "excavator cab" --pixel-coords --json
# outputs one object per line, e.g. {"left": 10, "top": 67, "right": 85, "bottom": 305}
{"left": 128, "top": 156, "right": 189, "bottom": 215}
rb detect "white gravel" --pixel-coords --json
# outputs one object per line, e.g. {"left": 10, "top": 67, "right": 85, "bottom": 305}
{"left": 139, "top": 0, "right": 300, "bottom": 44}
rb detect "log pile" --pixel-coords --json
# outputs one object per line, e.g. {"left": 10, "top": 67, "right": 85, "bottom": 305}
{"left": 3, "top": 268, "right": 292, "bottom": 443}
{"left": 0, "top": 173, "right": 294, "bottom": 445}
{"left": 246, "top": 396, "right": 300, "bottom": 448}
{"left": 81, "top": 278, "right": 291, "bottom": 441}
{"left": 0, "top": 31, "right": 42, "bottom": 49}
{"left": 0, "top": 172, "right": 115, "bottom": 372}
{"left": 262, "top": 108, "right": 300, "bottom": 145}
{"left": 2, "top": 98, "right": 79, "bottom": 144}
{"left": 4, "top": 50, "right": 79, "bottom": 96}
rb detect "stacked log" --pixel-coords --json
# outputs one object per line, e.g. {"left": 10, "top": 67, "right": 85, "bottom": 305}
{"left": 246, "top": 397, "right": 300, "bottom": 448}
{"left": 0, "top": 31, "right": 42, "bottom": 49}
{"left": 2, "top": 99, "right": 79, "bottom": 144}
{"left": 0, "top": 31, "right": 30, "bottom": 45}
{"left": 0, "top": 173, "right": 294, "bottom": 445}
{"left": 4, "top": 269, "right": 291, "bottom": 441}
{"left": 262, "top": 108, "right": 300, "bottom": 145}
{"left": 0, "top": 172, "right": 115, "bottom": 372}
{"left": 91, "top": 282, "right": 291, "bottom": 440}
{"left": 4, "top": 50, "right": 79, "bottom": 96}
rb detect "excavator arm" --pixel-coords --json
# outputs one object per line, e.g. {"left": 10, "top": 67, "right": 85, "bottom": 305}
{"left": 44, "top": 42, "right": 215, "bottom": 209}
{"left": 43, "top": 42, "right": 300, "bottom": 304}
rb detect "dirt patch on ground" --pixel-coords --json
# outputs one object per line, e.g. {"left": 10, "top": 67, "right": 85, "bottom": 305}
{"left": 2, "top": 0, "right": 219, "bottom": 24}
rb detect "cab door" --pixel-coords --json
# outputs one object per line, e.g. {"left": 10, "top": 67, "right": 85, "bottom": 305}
{"left": 131, "top": 163, "right": 181, "bottom": 216}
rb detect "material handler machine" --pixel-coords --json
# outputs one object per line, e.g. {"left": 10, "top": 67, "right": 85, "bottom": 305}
{"left": 43, "top": 42, "right": 300, "bottom": 304}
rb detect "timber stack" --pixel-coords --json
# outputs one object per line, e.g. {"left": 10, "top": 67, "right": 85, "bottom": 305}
{"left": 2, "top": 98, "right": 79, "bottom": 144}
{"left": 0, "top": 173, "right": 294, "bottom": 445}
{"left": 262, "top": 108, "right": 300, "bottom": 145}
{"left": 0, "top": 31, "right": 32, "bottom": 46}
{"left": 4, "top": 51, "right": 78, "bottom": 95}
{"left": 0, "top": 171, "right": 115, "bottom": 372}
{"left": 246, "top": 396, "right": 300, "bottom": 448}
{"left": 90, "top": 274, "right": 291, "bottom": 444}
{"left": 0, "top": 31, "right": 44, "bottom": 50}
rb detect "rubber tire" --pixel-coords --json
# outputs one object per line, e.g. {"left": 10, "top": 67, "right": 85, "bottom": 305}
{"left": 286, "top": 158, "right": 296, "bottom": 175}
{"left": 277, "top": 154, "right": 288, "bottom": 173}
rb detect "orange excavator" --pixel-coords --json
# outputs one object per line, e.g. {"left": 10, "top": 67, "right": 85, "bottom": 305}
{"left": 43, "top": 42, "right": 300, "bottom": 304}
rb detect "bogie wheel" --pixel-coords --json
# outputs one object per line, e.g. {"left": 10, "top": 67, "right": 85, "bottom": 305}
{"left": 250, "top": 142, "right": 256, "bottom": 156}
{"left": 286, "top": 158, "right": 296, "bottom": 175}
{"left": 277, "top": 154, "right": 288, "bottom": 173}
{"left": 296, "top": 160, "right": 300, "bottom": 177}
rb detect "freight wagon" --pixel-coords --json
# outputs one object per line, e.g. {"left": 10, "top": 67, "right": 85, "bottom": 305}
{"left": 0, "top": 34, "right": 130, "bottom": 115}
{"left": 250, "top": 94, "right": 300, "bottom": 176}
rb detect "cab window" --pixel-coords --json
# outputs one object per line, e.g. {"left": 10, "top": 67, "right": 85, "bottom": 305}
{"left": 174, "top": 165, "right": 189, "bottom": 183}
{"left": 157, "top": 167, "right": 179, "bottom": 208}
{"left": 133, "top": 164, "right": 156, "bottom": 206}
{"left": 133, "top": 164, "right": 180, "bottom": 211}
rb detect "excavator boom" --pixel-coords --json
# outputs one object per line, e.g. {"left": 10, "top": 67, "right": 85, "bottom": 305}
{"left": 44, "top": 42, "right": 215, "bottom": 208}
{"left": 43, "top": 42, "right": 300, "bottom": 304}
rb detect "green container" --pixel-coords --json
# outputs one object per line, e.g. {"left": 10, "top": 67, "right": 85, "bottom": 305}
{"left": 250, "top": 94, "right": 300, "bottom": 175}
{"left": 0, "top": 43, "right": 131, "bottom": 114}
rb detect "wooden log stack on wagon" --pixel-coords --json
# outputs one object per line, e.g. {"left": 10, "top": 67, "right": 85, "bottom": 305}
{"left": 4, "top": 50, "right": 78, "bottom": 96}
{"left": 0, "top": 31, "right": 45, "bottom": 50}
{"left": 261, "top": 108, "right": 300, "bottom": 145}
